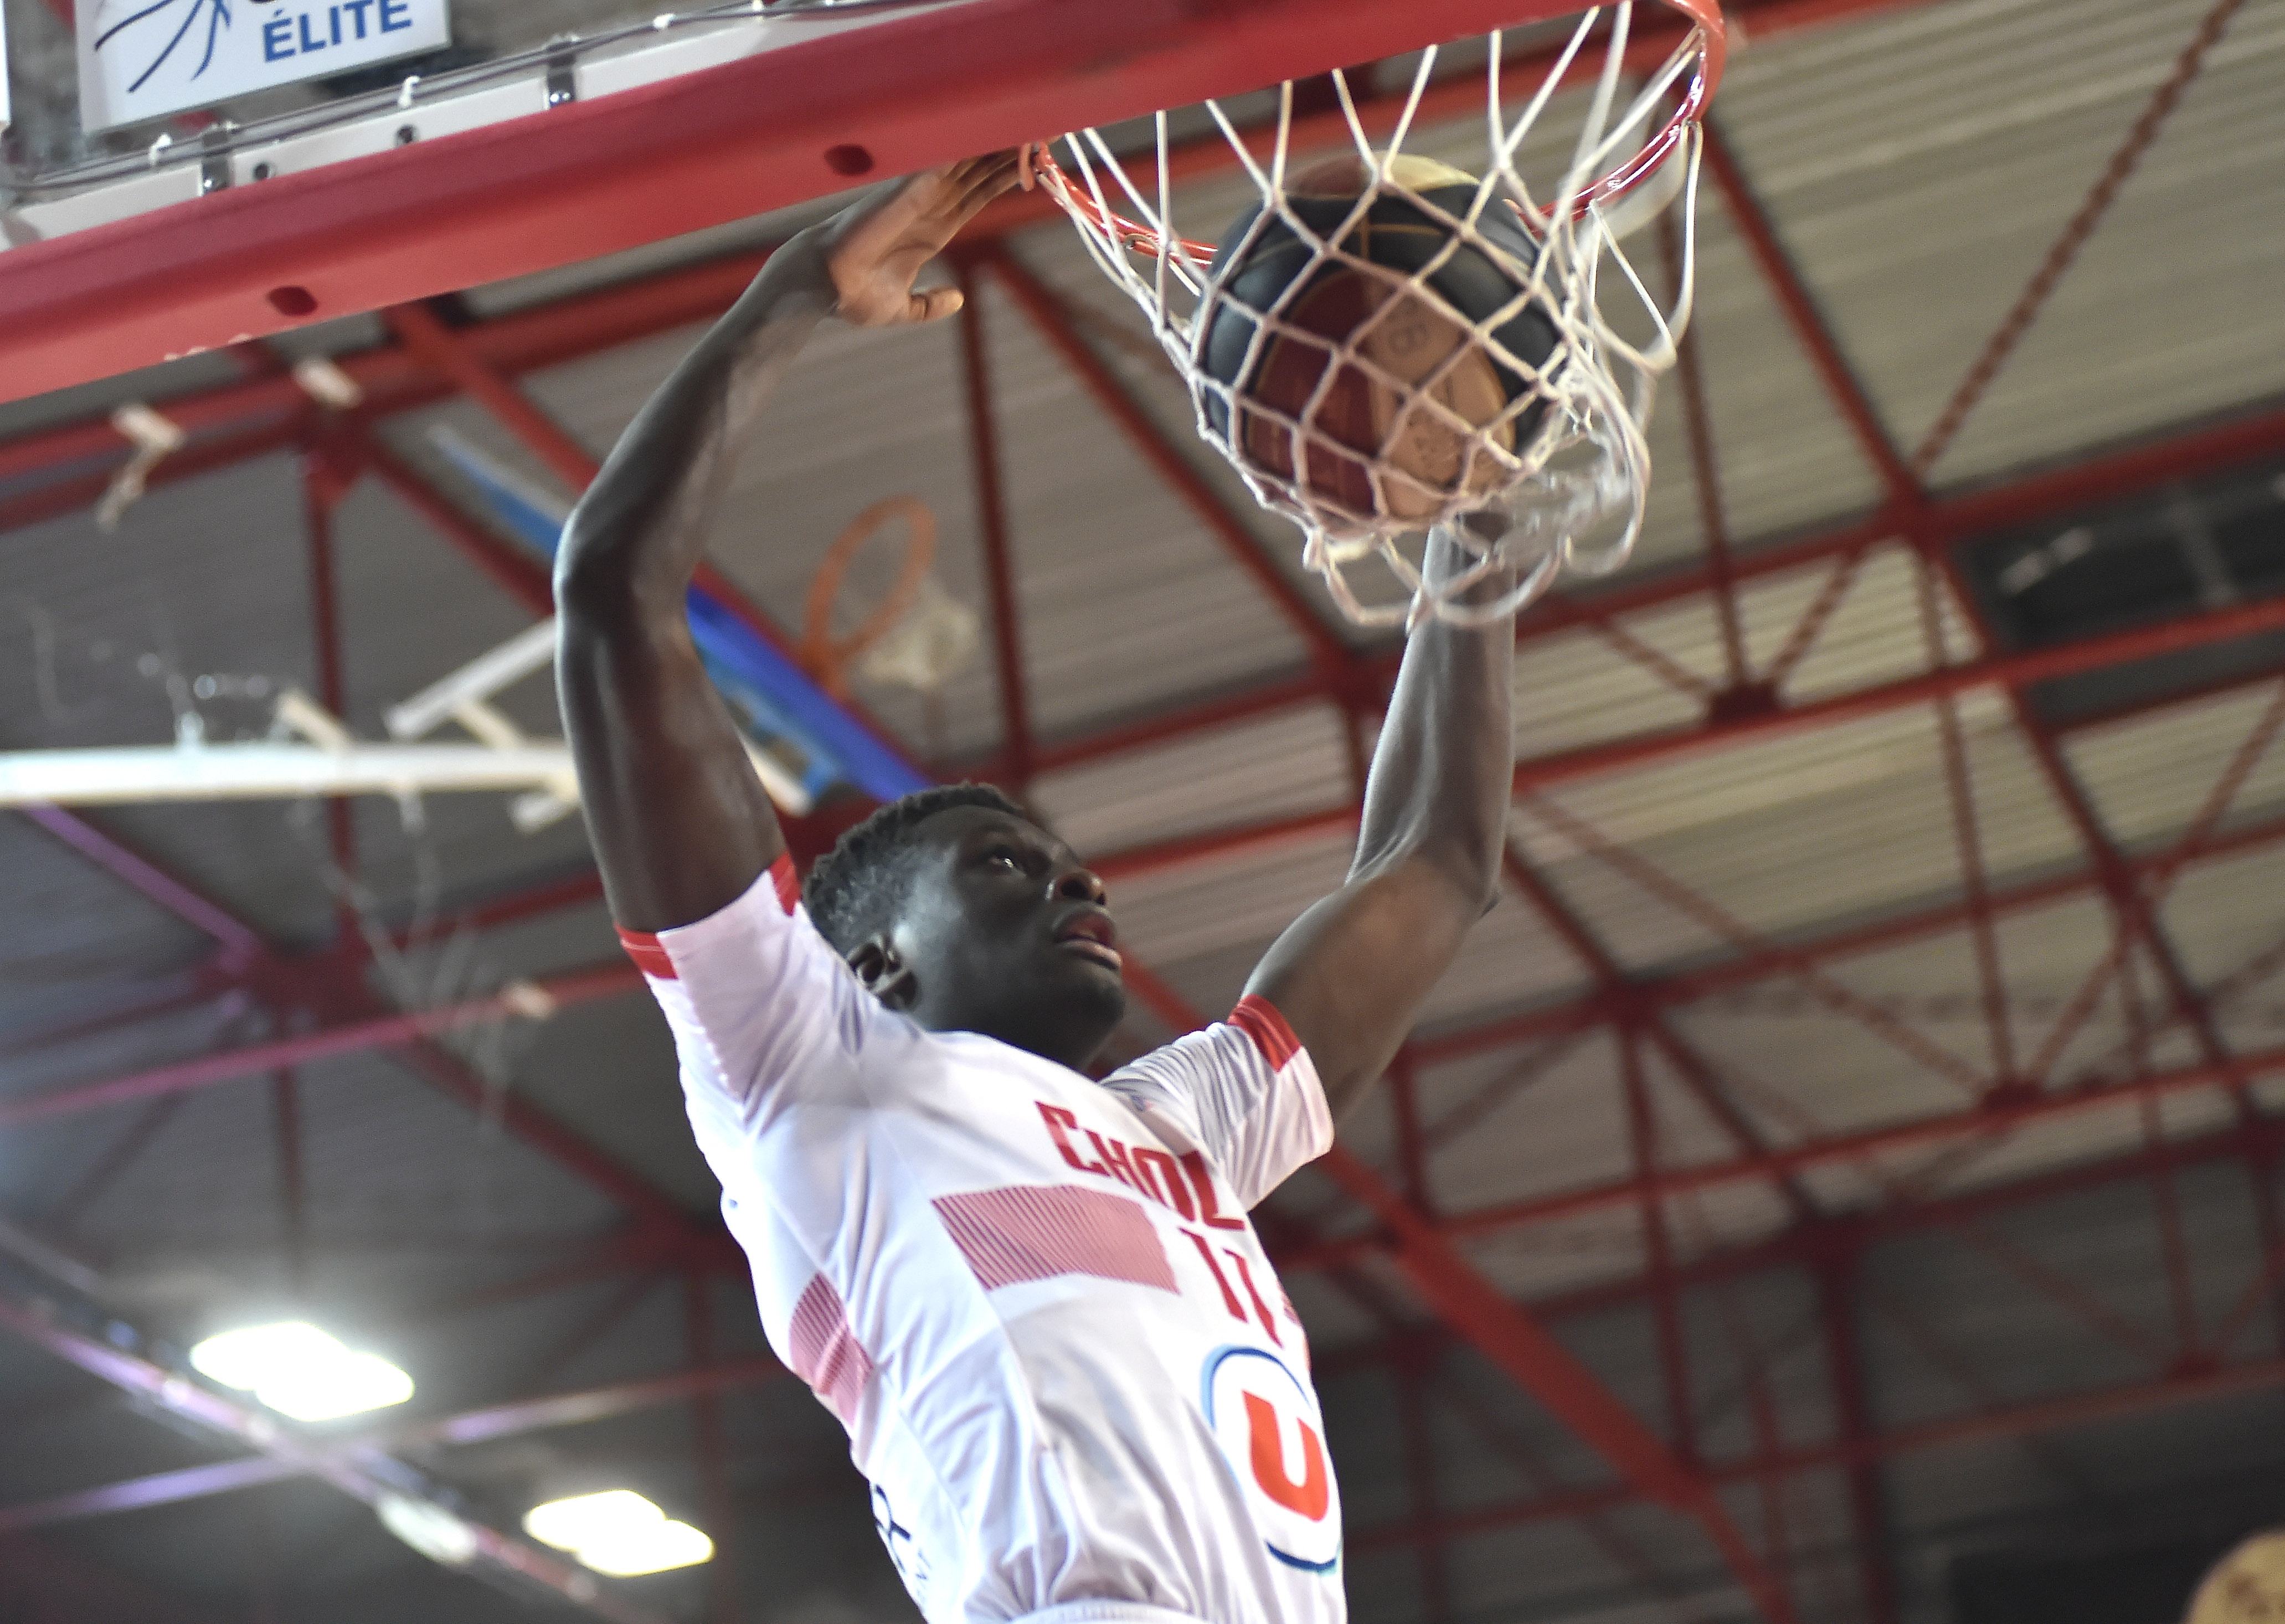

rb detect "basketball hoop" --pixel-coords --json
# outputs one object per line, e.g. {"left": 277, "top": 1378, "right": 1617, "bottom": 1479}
{"left": 1030, "top": 1, "right": 1727, "bottom": 627}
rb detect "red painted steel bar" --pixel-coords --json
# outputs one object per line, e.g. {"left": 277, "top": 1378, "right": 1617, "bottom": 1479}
{"left": 1502, "top": 844, "right": 1824, "bottom": 1221}
{"left": 1521, "top": 793, "right": 1990, "bottom": 1095}
{"left": 0, "top": 1294, "right": 672, "bottom": 1624}
{"left": 362, "top": 438, "right": 559, "bottom": 617}
{"left": 1659, "top": 210, "right": 1749, "bottom": 691}
{"left": 1622, "top": 1032, "right": 1701, "bottom": 1464}
{"left": 394, "top": 1357, "right": 780, "bottom": 1452}
{"left": 982, "top": 248, "right": 1358, "bottom": 679}
{"left": 2138, "top": 1090, "right": 2205, "bottom": 1359}
{"left": 1314, "top": 1144, "right": 1800, "bottom": 1624}
{"left": 0, "top": 961, "right": 637, "bottom": 1129}
{"left": 1433, "top": 1039, "right": 2285, "bottom": 1248}
{"left": 1349, "top": 1350, "right": 2285, "bottom": 1551}
{"left": 0, "top": 0, "right": 1579, "bottom": 402}
{"left": 1517, "top": 587, "right": 2285, "bottom": 799}
{"left": 19, "top": 803, "right": 266, "bottom": 965}
{"left": 1909, "top": 0, "right": 2253, "bottom": 477}
{"left": 1913, "top": 559, "right": 2017, "bottom": 1087}
{"left": 386, "top": 301, "right": 601, "bottom": 491}
{"left": 1376, "top": 1107, "right": 2285, "bottom": 1341}
{"left": 1130, "top": 962, "right": 1798, "bottom": 1620}
{"left": 0, "top": 1343, "right": 779, "bottom": 1533}
{"left": 0, "top": 1457, "right": 302, "bottom": 1537}
{"left": 1699, "top": 120, "right": 1918, "bottom": 508}
{"left": 1817, "top": 1258, "right": 1902, "bottom": 1624}
{"left": 12, "top": 809, "right": 736, "bottom": 1261}
{"left": 957, "top": 262, "right": 1037, "bottom": 788}
{"left": 24, "top": 790, "right": 2285, "bottom": 1163}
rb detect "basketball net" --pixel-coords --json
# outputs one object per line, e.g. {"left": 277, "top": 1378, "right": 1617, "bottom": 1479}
{"left": 1032, "top": 2, "right": 1726, "bottom": 627}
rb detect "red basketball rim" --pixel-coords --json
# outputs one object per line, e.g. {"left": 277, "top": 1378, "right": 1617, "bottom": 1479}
{"left": 1035, "top": 0, "right": 1727, "bottom": 259}
{"left": 1574, "top": 0, "right": 1727, "bottom": 219}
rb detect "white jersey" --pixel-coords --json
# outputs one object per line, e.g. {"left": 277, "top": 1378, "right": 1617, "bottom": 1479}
{"left": 621, "top": 858, "right": 1344, "bottom": 1624}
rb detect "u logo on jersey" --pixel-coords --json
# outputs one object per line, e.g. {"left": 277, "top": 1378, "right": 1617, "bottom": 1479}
{"left": 1202, "top": 1346, "right": 1341, "bottom": 1574}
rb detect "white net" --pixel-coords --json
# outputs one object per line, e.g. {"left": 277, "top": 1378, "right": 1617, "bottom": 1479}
{"left": 1032, "top": 2, "right": 1726, "bottom": 627}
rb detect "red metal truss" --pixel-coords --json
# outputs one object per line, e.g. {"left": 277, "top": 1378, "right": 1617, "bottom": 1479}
{"left": 0, "top": 0, "right": 1623, "bottom": 403}
{"left": 12, "top": 807, "right": 729, "bottom": 1269}
{"left": 956, "top": 262, "right": 1039, "bottom": 788}
{"left": 8, "top": 1, "right": 2285, "bottom": 1612}
{"left": 0, "top": 1357, "right": 781, "bottom": 1534}
{"left": 0, "top": 1291, "right": 677, "bottom": 1624}
{"left": 1348, "top": 1349, "right": 2285, "bottom": 1554}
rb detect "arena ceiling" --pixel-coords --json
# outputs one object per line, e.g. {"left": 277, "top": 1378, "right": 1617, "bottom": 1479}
{"left": 4, "top": 0, "right": 2285, "bottom": 1620}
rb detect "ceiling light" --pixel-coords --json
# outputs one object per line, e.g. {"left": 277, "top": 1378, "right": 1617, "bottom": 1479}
{"left": 524, "top": 1490, "right": 662, "bottom": 1551}
{"left": 189, "top": 1321, "right": 339, "bottom": 1388}
{"left": 578, "top": 1518, "right": 714, "bottom": 1577}
{"left": 377, "top": 1493, "right": 480, "bottom": 1568}
{"left": 188, "top": 1322, "right": 414, "bottom": 1421}
{"left": 524, "top": 1490, "right": 713, "bottom": 1576}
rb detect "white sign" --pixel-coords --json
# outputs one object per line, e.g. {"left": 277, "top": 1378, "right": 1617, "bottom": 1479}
{"left": 78, "top": 0, "right": 451, "bottom": 133}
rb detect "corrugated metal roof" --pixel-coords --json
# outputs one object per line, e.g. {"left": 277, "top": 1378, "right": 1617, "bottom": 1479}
{"left": 4, "top": 0, "right": 2285, "bottom": 1620}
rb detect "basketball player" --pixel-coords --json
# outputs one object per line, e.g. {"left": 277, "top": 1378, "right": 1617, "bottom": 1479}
{"left": 555, "top": 152, "right": 1519, "bottom": 1624}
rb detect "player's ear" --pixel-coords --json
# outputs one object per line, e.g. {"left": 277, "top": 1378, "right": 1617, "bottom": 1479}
{"left": 847, "top": 934, "right": 918, "bottom": 1011}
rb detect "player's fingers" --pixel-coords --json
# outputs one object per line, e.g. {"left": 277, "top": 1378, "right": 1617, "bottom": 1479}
{"left": 950, "top": 154, "right": 1023, "bottom": 224}
{"left": 933, "top": 152, "right": 1002, "bottom": 204}
{"left": 908, "top": 285, "right": 965, "bottom": 324}
{"left": 948, "top": 152, "right": 1018, "bottom": 212}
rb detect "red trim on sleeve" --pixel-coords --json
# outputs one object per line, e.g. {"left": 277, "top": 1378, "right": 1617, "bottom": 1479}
{"left": 769, "top": 854, "right": 800, "bottom": 915}
{"left": 617, "top": 927, "right": 677, "bottom": 981}
{"left": 1229, "top": 994, "right": 1300, "bottom": 1069}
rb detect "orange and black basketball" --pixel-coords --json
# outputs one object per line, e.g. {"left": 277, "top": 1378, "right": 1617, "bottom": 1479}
{"left": 1198, "top": 153, "right": 1558, "bottom": 526}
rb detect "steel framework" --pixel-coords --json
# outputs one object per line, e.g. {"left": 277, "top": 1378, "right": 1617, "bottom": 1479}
{"left": 4, "top": 0, "right": 2284, "bottom": 1617}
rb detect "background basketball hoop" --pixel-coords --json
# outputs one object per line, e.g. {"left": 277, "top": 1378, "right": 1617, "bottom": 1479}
{"left": 1032, "top": 1, "right": 1727, "bottom": 627}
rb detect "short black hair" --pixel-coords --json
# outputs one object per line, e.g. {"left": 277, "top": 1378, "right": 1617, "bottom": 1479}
{"left": 802, "top": 782, "right": 1028, "bottom": 956}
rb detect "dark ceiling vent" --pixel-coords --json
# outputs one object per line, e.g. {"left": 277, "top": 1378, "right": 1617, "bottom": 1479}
{"left": 1954, "top": 455, "right": 2285, "bottom": 728}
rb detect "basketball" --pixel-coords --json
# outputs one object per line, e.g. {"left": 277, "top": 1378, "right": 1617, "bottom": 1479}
{"left": 1198, "top": 153, "right": 1560, "bottom": 527}
{"left": 2188, "top": 1533, "right": 2285, "bottom": 1624}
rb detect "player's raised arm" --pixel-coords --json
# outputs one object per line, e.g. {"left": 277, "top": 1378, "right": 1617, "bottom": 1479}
{"left": 1244, "top": 530, "right": 1516, "bottom": 1120}
{"left": 555, "top": 153, "right": 1020, "bottom": 932}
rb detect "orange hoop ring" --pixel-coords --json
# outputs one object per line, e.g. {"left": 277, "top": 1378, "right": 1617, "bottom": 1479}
{"left": 799, "top": 496, "right": 939, "bottom": 699}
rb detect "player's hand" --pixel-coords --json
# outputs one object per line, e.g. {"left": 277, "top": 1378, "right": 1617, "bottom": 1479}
{"left": 817, "top": 151, "right": 1023, "bottom": 328}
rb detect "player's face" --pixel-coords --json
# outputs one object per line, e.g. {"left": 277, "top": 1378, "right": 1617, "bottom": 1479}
{"left": 882, "top": 806, "right": 1125, "bottom": 1070}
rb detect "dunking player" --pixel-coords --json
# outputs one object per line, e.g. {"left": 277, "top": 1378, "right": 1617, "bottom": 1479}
{"left": 556, "top": 153, "right": 1517, "bottom": 1624}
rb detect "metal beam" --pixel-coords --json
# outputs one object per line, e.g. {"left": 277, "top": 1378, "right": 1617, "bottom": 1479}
{"left": 1119, "top": 956, "right": 1797, "bottom": 1620}
{"left": 0, "top": 1292, "right": 672, "bottom": 1624}
{"left": 1315, "top": 1146, "right": 1798, "bottom": 1623}
{"left": 982, "top": 247, "right": 1358, "bottom": 679}
{"left": 0, "top": 1356, "right": 781, "bottom": 1534}
{"left": 1402, "top": 1040, "right": 2285, "bottom": 1256}
{"left": 0, "top": 0, "right": 1595, "bottom": 401}
{"left": 0, "top": 958, "right": 636, "bottom": 1129}
{"left": 956, "top": 261, "right": 1037, "bottom": 788}
{"left": 1351, "top": 1348, "right": 2285, "bottom": 1553}
{"left": 9, "top": 807, "right": 731, "bottom": 1264}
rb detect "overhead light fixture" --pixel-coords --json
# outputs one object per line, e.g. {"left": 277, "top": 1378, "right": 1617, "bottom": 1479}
{"left": 188, "top": 1322, "right": 414, "bottom": 1421}
{"left": 377, "top": 1493, "right": 480, "bottom": 1569}
{"left": 524, "top": 1490, "right": 714, "bottom": 1577}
